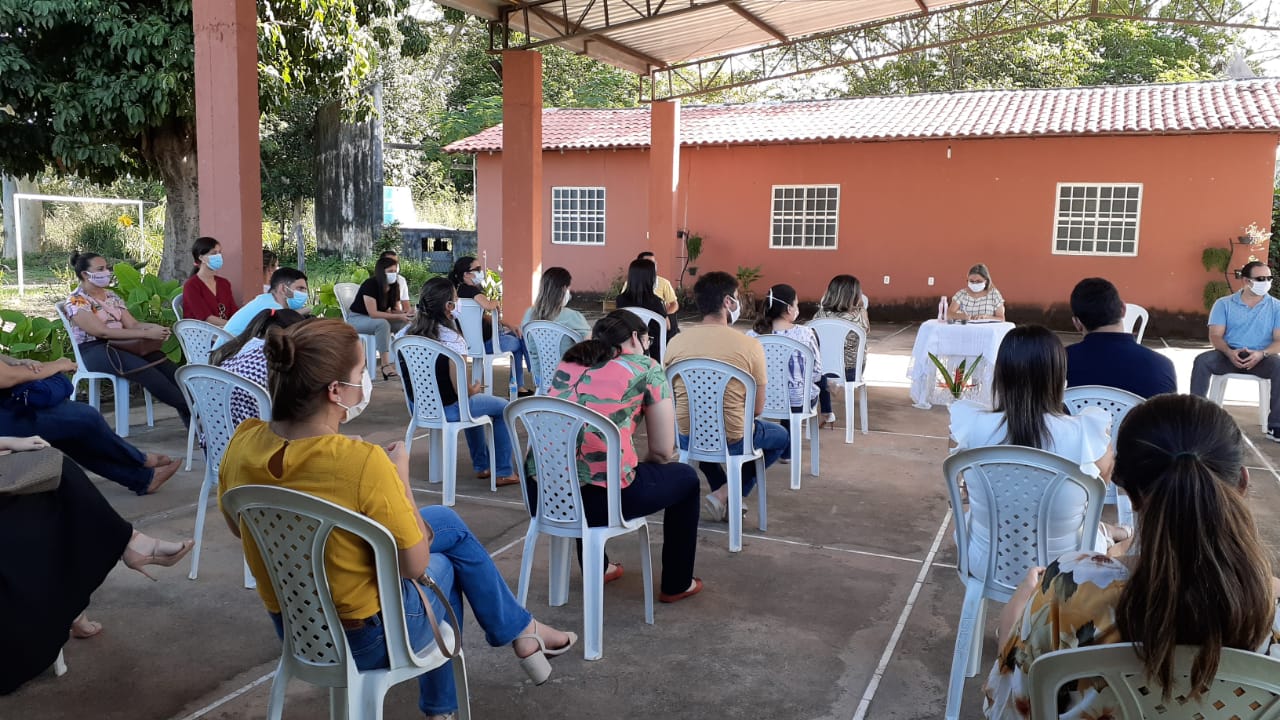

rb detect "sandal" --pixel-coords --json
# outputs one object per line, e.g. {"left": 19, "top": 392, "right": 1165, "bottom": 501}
{"left": 70, "top": 613, "right": 102, "bottom": 639}
{"left": 513, "top": 621, "right": 578, "bottom": 685}
{"left": 659, "top": 577, "right": 704, "bottom": 604}
{"left": 122, "top": 531, "right": 195, "bottom": 581}
{"left": 146, "top": 458, "right": 182, "bottom": 494}
{"left": 380, "top": 364, "right": 399, "bottom": 381}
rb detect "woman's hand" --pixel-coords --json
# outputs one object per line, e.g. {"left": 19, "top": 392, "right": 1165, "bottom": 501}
{"left": 468, "top": 381, "right": 486, "bottom": 396}
{"left": 141, "top": 324, "right": 170, "bottom": 341}
{"left": 0, "top": 435, "right": 51, "bottom": 453}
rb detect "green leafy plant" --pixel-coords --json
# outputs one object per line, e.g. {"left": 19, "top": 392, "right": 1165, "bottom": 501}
{"left": 682, "top": 232, "right": 703, "bottom": 284}
{"left": 375, "top": 222, "right": 403, "bottom": 256}
{"left": 314, "top": 282, "right": 346, "bottom": 319}
{"left": 0, "top": 309, "right": 69, "bottom": 362}
{"left": 112, "top": 263, "right": 183, "bottom": 362}
{"left": 929, "top": 352, "right": 982, "bottom": 399}
{"left": 1201, "top": 247, "right": 1232, "bottom": 273}
{"left": 736, "top": 264, "right": 763, "bottom": 320}
{"left": 1203, "top": 280, "right": 1231, "bottom": 312}
{"left": 482, "top": 268, "right": 502, "bottom": 302}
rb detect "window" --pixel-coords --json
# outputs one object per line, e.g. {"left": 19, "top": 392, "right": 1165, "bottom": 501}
{"left": 770, "top": 185, "right": 839, "bottom": 249}
{"left": 551, "top": 187, "right": 606, "bottom": 245}
{"left": 1053, "top": 183, "right": 1142, "bottom": 256}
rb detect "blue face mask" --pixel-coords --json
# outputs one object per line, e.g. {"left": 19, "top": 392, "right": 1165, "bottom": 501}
{"left": 205, "top": 253, "right": 224, "bottom": 271}
{"left": 287, "top": 289, "right": 308, "bottom": 310}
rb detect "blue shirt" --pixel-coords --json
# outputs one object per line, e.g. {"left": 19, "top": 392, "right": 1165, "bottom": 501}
{"left": 1066, "top": 332, "right": 1177, "bottom": 399}
{"left": 223, "top": 292, "right": 284, "bottom": 338}
{"left": 1208, "top": 291, "right": 1280, "bottom": 350}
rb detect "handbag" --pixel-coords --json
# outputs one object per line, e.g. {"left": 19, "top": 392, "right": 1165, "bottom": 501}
{"left": 0, "top": 446, "right": 63, "bottom": 495}
{"left": 1, "top": 373, "right": 73, "bottom": 410}
{"left": 106, "top": 337, "right": 167, "bottom": 376}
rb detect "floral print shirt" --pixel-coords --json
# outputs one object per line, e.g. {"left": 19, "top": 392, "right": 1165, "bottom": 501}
{"left": 983, "top": 551, "right": 1280, "bottom": 719}
{"left": 65, "top": 287, "right": 128, "bottom": 345}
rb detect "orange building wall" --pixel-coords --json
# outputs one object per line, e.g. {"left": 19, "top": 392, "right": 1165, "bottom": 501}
{"left": 474, "top": 133, "right": 1278, "bottom": 316}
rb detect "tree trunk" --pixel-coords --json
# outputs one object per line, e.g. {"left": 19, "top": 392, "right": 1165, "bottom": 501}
{"left": 1, "top": 174, "right": 44, "bottom": 260}
{"left": 143, "top": 119, "right": 199, "bottom": 281}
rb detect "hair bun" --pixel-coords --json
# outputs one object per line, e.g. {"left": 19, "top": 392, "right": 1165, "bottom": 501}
{"left": 264, "top": 327, "right": 296, "bottom": 373}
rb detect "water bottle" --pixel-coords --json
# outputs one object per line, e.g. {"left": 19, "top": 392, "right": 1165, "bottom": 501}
{"left": 938, "top": 295, "right": 948, "bottom": 321}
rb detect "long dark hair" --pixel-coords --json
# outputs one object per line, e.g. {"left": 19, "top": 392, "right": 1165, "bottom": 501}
{"left": 407, "top": 276, "right": 458, "bottom": 341}
{"left": 210, "top": 308, "right": 306, "bottom": 366}
{"left": 1112, "top": 394, "right": 1273, "bottom": 700}
{"left": 753, "top": 283, "right": 796, "bottom": 334}
{"left": 372, "top": 255, "right": 399, "bottom": 305}
{"left": 448, "top": 256, "right": 477, "bottom": 287}
{"left": 532, "top": 267, "right": 572, "bottom": 322}
{"left": 618, "top": 259, "right": 657, "bottom": 305}
{"left": 991, "top": 324, "right": 1066, "bottom": 449}
{"left": 562, "top": 310, "right": 647, "bottom": 367}
{"left": 190, "top": 236, "right": 219, "bottom": 276}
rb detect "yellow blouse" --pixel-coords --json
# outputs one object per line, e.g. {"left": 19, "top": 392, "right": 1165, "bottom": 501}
{"left": 217, "top": 419, "right": 423, "bottom": 620}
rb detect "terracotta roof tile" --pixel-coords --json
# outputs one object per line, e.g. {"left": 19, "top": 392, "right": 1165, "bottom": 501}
{"left": 444, "top": 78, "right": 1280, "bottom": 153}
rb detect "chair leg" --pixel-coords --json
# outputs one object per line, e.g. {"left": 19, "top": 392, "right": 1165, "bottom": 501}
{"left": 188, "top": 467, "right": 215, "bottom": 580}
{"left": 859, "top": 385, "right": 869, "bottom": 435}
{"left": 756, "top": 457, "right": 767, "bottom": 532}
{"left": 442, "top": 427, "right": 459, "bottom": 507}
{"left": 548, "top": 536, "right": 572, "bottom": 607}
{"left": 809, "top": 414, "right": 820, "bottom": 479}
{"left": 727, "top": 464, "right": 744, "bottom": 553}
{"left": 243, "top": 558, "right": 256, "bottom": 590}
{"left": 329, "top": 687, "right": 350, "bottom": 720}
{"left": 1208, "top": 375, "right": 1225, "bottom": 405}
{"left": 184, "top": 415, "right": 198, "bottom": 471}
{"left": 966, "top": 597, "right": 987, "bottom": 677}
{"left": 1260, "top": 380, "right": 1270, "bottom": 431}
{"left": 404, "top": 421, "right": 416, "bottom": 456}
{"left": 52, "top": 650, "right": 67, "bottom": 677}
{"left": 144, "top": 389, "right": 154, "bottom": 427}
{"left": 451, "top": 651, "right": 472, "bottom": 720}
{"left": 637, "top": 524, "right": 654, "bottom": 625}
{"left": 582, "top": 535, "right": 606, "bottom": 660}
{"left": 944, "top": 583, "right": 985, "bottom": 720}
{"left": 844, "top": 382, "right": 856, "bottom": 445}
{"left": 516, "top": 526, "right": 539, "bottom": 607}
{"left": 113, "top": 378, "right": 130, "bottom": 437}
{"left": 788, "top": 413, "right": 802, "bottom": 491}
{"left": 87, "top": 378, "right": 101, "bottom": 410}
{"left": 266, "top": 661, "right": 289, "bottom": 720}
{"left": 485, "top": 423, "right": 497, "bottom": 492}
{"left": 427, "top": 430, "right": 443, "bottom": 485}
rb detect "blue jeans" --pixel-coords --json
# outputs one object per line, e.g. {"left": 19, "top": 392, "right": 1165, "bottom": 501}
{"left": 269, "top": 506, "right": 532, "bottom": 715}
{"left": 485, "top": 330, "right": 528, "bottom": 389}
{"left": 0, "top": 399, "right": 153, "bottom": 494}
{"left": 444, "top": 394, "right": 514, "bottom": 476}
{"left": 680, "top": 419, "right": 788, "bottom": 497}
{"left": 817, "top": 368, "right": 857, "bottom": 414}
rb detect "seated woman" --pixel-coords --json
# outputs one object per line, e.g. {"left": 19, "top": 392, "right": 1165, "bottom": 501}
{"left": 521, "top": 267, "right": 591, "bottom": 338}
{"left": 947, "top": 263, "right": 1006, "bottom": 322}
{"left": 64, "top": 251, "right": 190, "bottom": 427}
{"left": 181, "top": 236, "right": 239, "bottom": 327}
{"left": 746, "top": 284, "right": 823, "bottom": 464}
{"left": 0, "top": 355, "right": 181, "bottom": 495}
{"left": 217, "top": 319, "right": 575, "bottom": 719}
{"left": 949, "top": 324, "right": 1127, "bottom": 569}
{"left": 983, "top": 393, "right": 1280, "bottom": 718}
{"left": 540, "top": 311, "right": 702, "bottom": 602}
{"left": 348, "top": 256, "right": 411, "bottom": 380}
{"left": 210, "top": 308, "right": 308, "bottom": 429}
{"left": 404, "top": 278, "right": 518, "bottom": 487}
{"left": 0, "top": 438, "right": 192, "bottom": 694}
{"left": 448, "top": 256, "right": 529, "bottom": 395}
{"left": 615, "top": 258, "right": 676, "bottom": 361}
{"left": 813, "top": 274, "right": 869, "bottom": 428}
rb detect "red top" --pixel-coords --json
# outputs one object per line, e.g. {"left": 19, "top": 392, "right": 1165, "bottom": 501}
{"left": 182, "top": 274, "right": 239, "bottom": 322}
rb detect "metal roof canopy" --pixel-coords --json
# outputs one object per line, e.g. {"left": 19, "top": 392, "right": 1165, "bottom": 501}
{"left": 436, "top": 0, "right": 1280, "bottom": 100}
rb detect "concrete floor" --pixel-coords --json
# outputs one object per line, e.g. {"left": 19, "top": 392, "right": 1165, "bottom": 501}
{"left": 6, "top": 322, "right": 1280, "bottom": 720}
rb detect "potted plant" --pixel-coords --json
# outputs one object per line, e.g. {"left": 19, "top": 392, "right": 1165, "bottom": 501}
{"left": 929, "top": 353, "right": 982, "bottom": 401}
{"left": 735, "top": 265, "right": 762, "bottom": 321}
{"left": 1201, "top": 246, "right": 1234, "bottom": 312}
{"left": 679, "top": 231, "right": 702, "bottom": 292}
{"left": 602, "top": 266, "right": 625, "bottom": 312}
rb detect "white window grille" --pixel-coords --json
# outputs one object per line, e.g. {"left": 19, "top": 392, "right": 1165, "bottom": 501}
{"left": 770, "top": 185, "right": 839, "bottom": 249}
{"left": 551, "top": 187, "right": 606, "bottom": 245}
{"left": 1053, "top": 183, "right": 1142, "bottom": 256}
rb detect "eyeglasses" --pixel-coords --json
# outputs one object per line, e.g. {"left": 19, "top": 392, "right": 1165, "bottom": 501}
{"left": 469, "top": 267, "right": 482, "bottom": 272}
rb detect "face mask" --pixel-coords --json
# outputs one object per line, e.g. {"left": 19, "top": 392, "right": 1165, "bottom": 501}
{"left": 286, "top": 289, "right": 308, "bottom": 310}
{"left": 88, "top": 271, "right": 113, "bottom": 288}
{"left": 472, "top": 270, "right": 485, "bottom": 285}
{"left": 1252, "top": 279, "right": 1272, "bottom": 296}
{"left": 206, "top": 253, "right": 224, "bottom": 271}
{"left": 727, "top": 296, "right": 742, "bottom": 325}
{"left": 386, "top": 272, "right": 398, "bottom": 284}
{"left": 562, "top": 289, "right": 572, "bottom": 307}
{"left": 968, "top": 281, "right": 986, "bottom": 293}
{"left": 335, "top": 373, "right": 373, "bottom": 424}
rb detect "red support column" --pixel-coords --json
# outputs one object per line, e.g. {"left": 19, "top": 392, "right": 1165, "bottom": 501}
{"left": 648, "top": 100, "right": 681, "bottom": 276}
{"left": 193, "top": 0, "right": 262, "bottom": 300}
{"left": 501, "top": 50, "right": 544, "bottom": 316}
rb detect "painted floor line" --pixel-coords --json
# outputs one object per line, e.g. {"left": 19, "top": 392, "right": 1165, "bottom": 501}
{"left": 1242, "top": 434, "right": 1280, "bottom": 489}
{"left": 851, "top": 508, "right": 953, "bottom": 720}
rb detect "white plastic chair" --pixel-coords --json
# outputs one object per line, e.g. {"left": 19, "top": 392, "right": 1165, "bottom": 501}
{"left": 221, "top": 485, "right": 470, "bottom": 720}
{"left": 756, "top": 334, "right": 820, "bottom": 490}
{"left": 666, "top": 358, "right": 767, "bottom": 553}
{"left": 942, "top": 445, "right": 1107, "bottom": 720}
{"left": 54, "top": 301, "right": 155, "bottom": 438}
{"left": 1122, "top": 303, "right": 1149, "bottom": 344}
{"left": 171, "top": 293, "right": 183, "bottom": 320}
{"left": 334, "top": 282, "right": 378, "bottom": 381}
{"left": 620, "top": 306, "right": 668, "bottom": 361}
{"left": 505, "top": 396, "right": 654, "bottom": 661}
{"left": 807, "top": 318, "right": 869, "bottom": 444}
{"left": 174, "top": 319, "right": 235, "bottom": 471}
{"left": 521, "top": 321, "right": 583, "bottom": 395}
{"left": 393, "top": 336, "right": 498, "bottom": 506}
{"left": 1208, "top": 373, "right": 1270, "bottom": 430}
{"left": 455, "top": 298, "right": 515, "bottom": 400}
{"left": 1063, "top": 384, "right": 1143, "bottom": 528}
{"left": 176, "top": 364, "right": 269, "bottom": 586}
{"left": 1029, "top": 644, "right": 1280, "bottom": 719}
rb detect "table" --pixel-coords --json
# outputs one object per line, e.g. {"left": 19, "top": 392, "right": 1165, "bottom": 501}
{"left": 907, "top": 319, "right": 1015, "bottom": 409}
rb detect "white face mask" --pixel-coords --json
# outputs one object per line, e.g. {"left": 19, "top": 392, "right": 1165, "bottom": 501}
{"left": 727, "top": 296, "right": 742, "bottom": 324}
{"left": 968, "top": 281, "right": 987, "bottom": 293}
{"left": 1252, "top": 279, "right": 1272, "bottom": 296}
{"left": 472, "top": 270, "right": 485, "bottom": 285}
{"left": 335, "top": 373, "right": 373, "bottom": 424}
{"left": 386, "top": 271, "right": 398, "bottom": 284}
{"left": 562, "top": 289, "right": 572, "bottom": 307}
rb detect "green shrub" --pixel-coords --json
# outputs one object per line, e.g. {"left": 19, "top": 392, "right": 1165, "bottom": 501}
{"left": 0, "top": 309, "right": 69, "bottom": 361}
{"left": 73, "top": 218, "right": 128, "bottom": 262}
{"left": 1203, "top": 280, "right": 1231, "bottom": 312}
{"left": 113, "top": 263, "right": 184, "bottom": 362}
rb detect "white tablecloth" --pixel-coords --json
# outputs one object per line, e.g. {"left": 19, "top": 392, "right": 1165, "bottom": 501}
{"left": 907, "top": 320, "right": 1015, "bottom": 409}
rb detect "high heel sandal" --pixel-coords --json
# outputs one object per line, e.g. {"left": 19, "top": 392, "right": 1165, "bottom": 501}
{"left": 122, "top": 532, "right": 195, "bottom": 581}
{"left": 820, "top": 412, "right": 836, "bottom": 430}
{"left": 513, "top": 621, "right": 578, "bottom": 685}
{"left": 70, "top": 613, "right": 103, "bottom": 639}
{"left": 380, "top": 364, "right": 399, "bottom": 381}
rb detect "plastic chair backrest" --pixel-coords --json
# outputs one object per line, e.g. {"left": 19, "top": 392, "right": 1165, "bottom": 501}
{"left": 505, "top": 396, "right": 630, "bottom": 532}
{"left": 756, "top": 334, "right": 819, "bottom": 418}
{"left": 172, "top": 293, "right": 183, "bottom": 319}
{"left": 174, "top": 319, "right": 235, "bottom": 365}
{"left": 333, "top": 283, "right": 359, "bottom": 322}
{"left": 665, "top": 358, "right": 758, "bottom": 462}
{"left": 807, "top": 317, "right": 868, "bottom": 382}
{"left": 54, "top": 302, "right": 91, "bottom": 369}
{"left": 1029, "top": 644, "right": 1280, "bottom": 719}
{"left": 392, "top": 336, "right": 478, "bottom": 425}
{"left": 221, "top": 485, "right": 436, "bottom": 684}
{"left": 1063, "top": 385, "right": 1144, "bottom": 429}
{"left": 619, "top": 306, "right": 667, "bottom": 359}
{"left": 522, "top": 321, "right": 583, "bottom": 394}
{"left": 175, "top": 365, "right": 271, "bottom": 473}
{"left": 943, "top": 445, "right": 1106, "bottom": 601}
{"left": 1122, "top": 303, "right": 1149, "bottom": 344}
{"left": 454, "top": 299, "right": 490, "bottom": 358}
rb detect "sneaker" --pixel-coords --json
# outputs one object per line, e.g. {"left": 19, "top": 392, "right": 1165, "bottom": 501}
{"left": 1266, "top": 429, "right": 1280, "bottom": 443}
{"left": 779, "top": 457, "right": 791, "bottom": 464}
{"left": 702, "top": 494, "right": 727, "bottom": 522}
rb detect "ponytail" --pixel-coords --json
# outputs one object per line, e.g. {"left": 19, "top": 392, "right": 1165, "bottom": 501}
{"left": 562, "top": 310, "right": 646, "bottom": 367}
{"left": 753, "top": 283, "right": 796, "bottom": 335}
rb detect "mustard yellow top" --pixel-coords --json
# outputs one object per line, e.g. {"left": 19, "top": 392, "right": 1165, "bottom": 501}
{"left": 217, "top": 419, "right": 423, "bottom": 620}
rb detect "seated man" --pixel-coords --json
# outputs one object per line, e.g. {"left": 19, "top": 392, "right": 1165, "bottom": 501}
{"left": 664, "top": 270, "right": 787, "bottom": 520}
{"left": 1066, "top": 277, "right": 1176, "bottom": 398}
{"left": 1190, "top": 260, "right": 1280, "bottom": 441}
{"left": 223, "top": 267, "right": 309, "bottom": 337}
